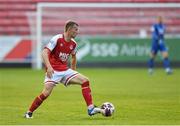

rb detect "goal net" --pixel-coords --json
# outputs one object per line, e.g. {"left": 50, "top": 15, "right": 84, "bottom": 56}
{"left": 29, "top": 3, "right": 180, "bottom": 69}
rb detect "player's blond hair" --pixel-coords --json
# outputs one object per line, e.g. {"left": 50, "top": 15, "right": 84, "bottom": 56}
{"left": 64, "top": 20, "right": 79, "bottom": 32}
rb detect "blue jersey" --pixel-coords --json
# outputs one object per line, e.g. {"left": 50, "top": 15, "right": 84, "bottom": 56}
{"left": 151, "top": 23, "right": 167, "bottom": 53}
{"left": 152, "top": 23, "right": 165, "bottom": 42}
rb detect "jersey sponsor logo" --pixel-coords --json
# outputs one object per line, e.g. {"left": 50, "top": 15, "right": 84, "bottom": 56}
{"left": 59, "top": 52, "right": 69, "bottom": 61}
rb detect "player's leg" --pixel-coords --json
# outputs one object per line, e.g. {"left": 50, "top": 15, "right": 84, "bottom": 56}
{"left": 67, "top": 73, "right": 103, "bottom": 116}
{"left": 24, "top": 82, "right": 55, "bottom": 118}
{"left": 148, "top": 45, "right": 157, "bottom": 74}
{"left": 69, "top": 74, "right": 93, "bottom": 106}
{"left": 161, "top": 50, "right": 172, "bottom": 74}
{"left": 159, "top": 43, "right": 172, "bottom": 74}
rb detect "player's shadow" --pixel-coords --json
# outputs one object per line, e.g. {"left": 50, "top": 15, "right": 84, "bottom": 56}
{"left": 82, "top": 116, "right": 115, "bottom": 120}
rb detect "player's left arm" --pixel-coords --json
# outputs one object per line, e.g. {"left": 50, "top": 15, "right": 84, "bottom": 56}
{"left": 71, "top": 53, "right": 77, "bottom": 70}
{"left": 71, "top": 41, "right": 77, "bottom": 70}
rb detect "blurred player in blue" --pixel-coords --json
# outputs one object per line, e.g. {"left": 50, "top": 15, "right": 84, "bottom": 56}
{"left": 148, "top": 16, "right": 172, "bottom": 74}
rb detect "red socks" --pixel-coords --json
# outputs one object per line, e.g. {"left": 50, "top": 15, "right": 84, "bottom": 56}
{"left": 29, "top": 93, "right": 47, "bottom": 112}
{"left": 28, "top": 81, "right": 93, "bottom": 113}
{"left": 81, "top": 81, "right": 93, "bottom": 106}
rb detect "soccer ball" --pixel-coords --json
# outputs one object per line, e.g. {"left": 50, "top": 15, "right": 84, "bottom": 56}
{"left": 101, "top": 102, "right": 115, "bottom": 117}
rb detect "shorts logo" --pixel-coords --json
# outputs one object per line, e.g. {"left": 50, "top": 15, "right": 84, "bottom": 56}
{"left": 59, "top": 52, "right": 69, "bottom": 61}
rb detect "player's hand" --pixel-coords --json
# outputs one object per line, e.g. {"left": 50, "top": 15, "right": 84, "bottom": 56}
{"left": 47, "top": 66, "right": 54, "bottom": 78}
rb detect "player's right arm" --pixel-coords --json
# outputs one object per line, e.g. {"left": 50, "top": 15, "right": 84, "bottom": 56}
{"left": 42, "top": 48, "right": 54, "bottom": 78}
{"left": 151, "top": 24, "right": 157, "bottom": 40}
{"left": 42, "top": 34, "right": 60, "bottom": 78}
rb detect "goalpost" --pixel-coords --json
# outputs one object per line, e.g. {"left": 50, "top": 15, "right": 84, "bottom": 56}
{"left": 33, "top": 3, "right": 180, "bottom": 69}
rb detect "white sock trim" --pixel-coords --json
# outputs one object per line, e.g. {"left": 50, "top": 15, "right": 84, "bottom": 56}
{"left": 88, "top": 104, "right": 94, "bottom": 110}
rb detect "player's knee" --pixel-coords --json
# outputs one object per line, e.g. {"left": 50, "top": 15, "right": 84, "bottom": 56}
{"left": 162, "top": 52, "right": 168, "bottom": 58}
{"left": 42, "top": 83, "right": 54, "bottom": 97}
{"left": 150, "top": 52, "right": 155, "bottom": 58}
{"left": 81, "top": 76, "right": 89, "bottom": 84}
{"left": 42, "top": 90, "right": 51, "bottom": 98}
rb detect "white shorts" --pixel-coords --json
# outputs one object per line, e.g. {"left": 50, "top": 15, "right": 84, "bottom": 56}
{"left": 44, "top": 69, "right": 79, "bottom": 86}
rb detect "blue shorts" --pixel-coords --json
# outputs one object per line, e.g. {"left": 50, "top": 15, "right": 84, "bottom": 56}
{"left": 151, "top": 40, "right": 167, "bottom": 54}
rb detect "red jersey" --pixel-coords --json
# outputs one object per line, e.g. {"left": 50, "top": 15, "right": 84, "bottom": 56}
{"left": 45, "top": 34, "right": 77, "bottom": 71}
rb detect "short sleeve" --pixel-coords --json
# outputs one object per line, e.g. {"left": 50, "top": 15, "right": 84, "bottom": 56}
{"left": 45, "top": 34, "right": 60, "bottom": 51}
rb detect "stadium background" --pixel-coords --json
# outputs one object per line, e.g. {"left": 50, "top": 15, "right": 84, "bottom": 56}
{"left": 0, "top": 0, "right": 180, "bottom": 68}
{"left": 0, "top": 0, "right": 180, "bottom": 125}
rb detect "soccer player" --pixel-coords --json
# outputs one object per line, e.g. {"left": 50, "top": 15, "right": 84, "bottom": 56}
{"left": 148, "top": 16, "right": 172, "bottom": 74}
{"left": 24, "top": 21, "right": 103, "bottom": 118}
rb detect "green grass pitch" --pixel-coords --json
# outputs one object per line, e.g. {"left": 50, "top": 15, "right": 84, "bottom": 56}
{"left": 0, "top": 68, "right": 179, "bottom": 125}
